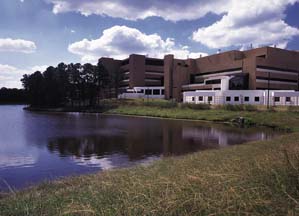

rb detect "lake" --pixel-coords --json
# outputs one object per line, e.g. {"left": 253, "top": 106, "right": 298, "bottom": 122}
{"left": 0, "top": 105, "right": 282, "bottom": 191}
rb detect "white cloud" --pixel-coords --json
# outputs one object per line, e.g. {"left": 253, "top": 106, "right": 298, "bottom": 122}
{"left": 192, "top": 0, "right": 299, "bottom": 49}
{"left": 0, "top": 38, "right": 36, "bottom": 53}
{"left": 30, "top": 65, "right": 48, "bottom": 72}
{"left": 0, "top": 64, "right": 48, "bottom": 88}
{"left": 49, "top": 0, "right": 299, "bottom": 49}
{"left": 48, "top": 0, "right": 228, "bottom": 22}
{"left": 68, "top": 25, "right": 207, "bottom": 63}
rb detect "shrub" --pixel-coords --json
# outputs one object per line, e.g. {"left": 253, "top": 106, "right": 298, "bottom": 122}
{"left": 180, "top": 103, "right": 211, "bottom": 110}
{"left": 288, "top": 106, "right": 299, "bottom": 113}
{"left": 218, "top": 104, "right": 244, "bottom": 111}
{"left": 216, "top": 104, "right": 258, "bottom": 111}
{"left": 244, "top": 104, "right": 258, "bottom": 112}
{"left": 143, "top": 100, "right": 177, "bottom": 108}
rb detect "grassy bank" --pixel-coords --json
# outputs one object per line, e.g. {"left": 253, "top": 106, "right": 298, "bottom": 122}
{"left": 1, "top": 133, "right": 299, "bottom": 215}
{"left": 104, "top": 101, "right": 299, "bottom": 131}
{"left": 106, "top": 105, "right": 299, "bottom": 131}
{"left": 26, "top": 99, "right": 299, "bottom": 131}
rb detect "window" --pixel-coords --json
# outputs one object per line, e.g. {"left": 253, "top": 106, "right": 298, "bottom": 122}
{"left": 286, "top": 97, "right": 291, "bottom": 102}
{"left": 255, "top": 97, "right": 260, "bottom": 102}
{"left": 153, "top": 89, "right": 160, "bottom": 95}
{"left": 274, "top": 97, "right": 280, "bottom": 102}
{"left": 145, "top": 59, "right": 164, "bottom": 66}
{"left": 161, "top": 89, "right": 165, "bottom": 95}
{"left": 206, "top": 79, "right": 221, "bottom": 85}
{"left": 234, "top": 97, "right": 239, "bottom": 102}
{"left": 190, "top": 74, "right": 195, "bottom": 84}
{"left": 244, "top": 96, "right": 249, "bottom": 102}
{"left": 145, "top": 89, "right": 152, "bottom": 95}
{"left": 257, "top": 55, "right": 266, "bottom": 58}
{"left": 140, "top": 89, "right": 144, "bottom": 93}
{"left": 229, "top": 74, "right": 249, "bottom": 90}
{"left": 226, "top": 97, "right": 231, "bottom": 102}
{"left": 208, "top": 96, "right": 213, "bottom": 102}
{"left": 191, "top": 97, "right": 195, "bottom": 102}
{"left": 198, "top": 96, "right": 203, "bottom": 101}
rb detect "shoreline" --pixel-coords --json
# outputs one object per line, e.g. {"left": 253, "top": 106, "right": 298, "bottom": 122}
{"left": 24, "top": 105, "right": 296, "bottom": 132}
{"left": 25, "top": 106, "right": 232, "bottom": 124}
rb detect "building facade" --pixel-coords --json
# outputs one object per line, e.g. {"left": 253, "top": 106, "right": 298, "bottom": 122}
{"left": 99, "top": 47, "right": 299, "bottom": 103}
{"left": 183, "top": 90, "right": 299, "bottom": 106}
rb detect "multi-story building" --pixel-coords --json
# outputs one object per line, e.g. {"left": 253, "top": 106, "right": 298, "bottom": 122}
{"left": 99, "top": 46, "right": 299, "bottom": 103}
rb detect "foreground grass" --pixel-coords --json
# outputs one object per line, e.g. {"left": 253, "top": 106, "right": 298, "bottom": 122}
{"left": 106, "top": 105, "right": 299, "bottom": 131}
{"left": 1, "top": 133, "right": 299, "bottom": 215}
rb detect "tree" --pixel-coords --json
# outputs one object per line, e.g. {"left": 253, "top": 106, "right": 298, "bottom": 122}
{"left": 0, "top": 88, "right": 27, "bottom": 104}
{"left": 20, "top": 61, "right": 117, "bottom": 108}
{"left": 82, "top": 63, "right": 98, "bottom": 106}
{"left": 67, "top": 63, "right": 81, "bottom": 107}
{"left": 96, "top": 61, "right": 112, "bottom": 99}
{"left": 21, "top": 71, "right": 45, "bottom": 106}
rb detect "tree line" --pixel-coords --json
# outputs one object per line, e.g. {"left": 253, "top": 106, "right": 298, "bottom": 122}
{"left": 0, "top": 88, "right": 27, "bottom": 104}
{"left": 21, "top": 61, "right": 119, "bottom": 107}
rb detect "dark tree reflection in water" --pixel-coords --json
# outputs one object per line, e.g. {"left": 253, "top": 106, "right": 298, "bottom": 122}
{"left": 0, "top": 105, "right": 282, "bottom": 191}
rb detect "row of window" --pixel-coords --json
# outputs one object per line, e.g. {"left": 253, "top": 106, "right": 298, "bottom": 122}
{"left": 205, "top": 79, "right": 221, "bottom": 85}
{"left": 274, "top": 97, "right": 291, "bottom": 102}
{"left": 225, "top": 96, "right": 290, "bottom": 102}
{"left": 226, "top": 96, "right": 291, "bottom": 102}
{"left": 137, "top": 89, "right": 165, "bottom": 95}
{"left": 145, "top": 59, "right": 164, "bottom": 66}
{"left": 191, "top": 96, "right": 291, "bottom": 103}
{"left": 226, "top": 96, "right": 259, "bottom": 102}
{"left": 191, "top": 96, "right": 213, "bottom": 102}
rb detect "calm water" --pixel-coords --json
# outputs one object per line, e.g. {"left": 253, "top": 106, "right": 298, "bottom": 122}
{"left": 0, "top": 105, "right": 282, "bottom": 191}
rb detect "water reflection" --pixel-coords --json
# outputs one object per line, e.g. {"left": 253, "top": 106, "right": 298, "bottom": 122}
{"left": 0, "top": 106, "right": 282, "bottom": 190}
{"left": 47, "top": 119, "right": 279, "bottom": 163}
{"left": 0, "top": 155, "right": 36, "bottom": 168}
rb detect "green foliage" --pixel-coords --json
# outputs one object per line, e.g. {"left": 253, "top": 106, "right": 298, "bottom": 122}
{"left": 143, "top": 100, "right": 177, "bottom": 108}
{"left": 179, "top": 103, "right": 211, "bottom": 110}
{"left": 0, "top": 88, "right": 27, "bottom": 104}
{"left": 217, "top": 104, "right": 245, "bottom": 111}
{"left": 21, "top": 61, "right": 115, "bottom": 108}
{"left": 288, "top": 106, "right": 299, "bottom": 113}
{"left": 243, "top": 104, "right": 258, "bottom": 111}
{"left": 215, "top": 104, "right": 258, "bottom": 112}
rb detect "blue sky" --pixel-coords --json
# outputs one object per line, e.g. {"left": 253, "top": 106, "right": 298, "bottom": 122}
{"left": 0, "top": 0, "right": 299, "bottom": 88}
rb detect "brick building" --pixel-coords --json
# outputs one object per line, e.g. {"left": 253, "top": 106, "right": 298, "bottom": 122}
{"left": 99, "top": 46, "right": 299, "bottom": 102}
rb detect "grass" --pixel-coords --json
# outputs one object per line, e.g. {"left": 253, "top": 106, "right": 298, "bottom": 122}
{"left": 1, "top": 133, "right": 299, "bottom": 215}
{"left": 2, "top": 99, "right": 299, "bottom": 215}
{"left": 106, "top": 105, "right": 299, "bottom": 131}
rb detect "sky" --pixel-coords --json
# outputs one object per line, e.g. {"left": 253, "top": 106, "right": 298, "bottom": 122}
{"left": 0, "top": 0, "right": 299, "bottom": 88}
